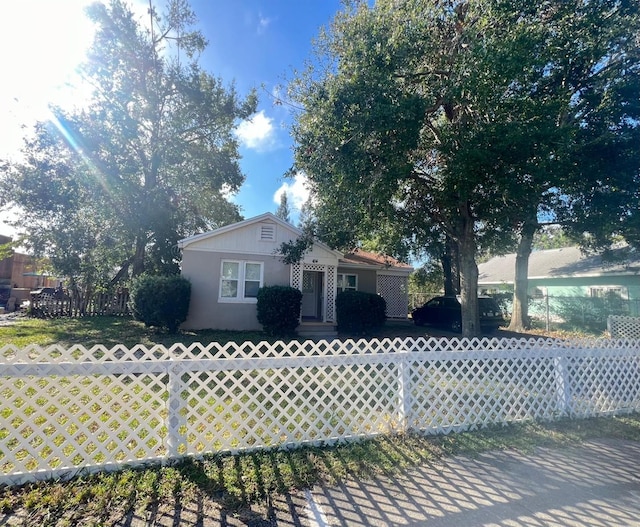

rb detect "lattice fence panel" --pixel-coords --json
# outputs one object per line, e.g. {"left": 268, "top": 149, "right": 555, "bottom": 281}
{"left": 290, "top": 263, "right": 302, "bottom": 292}
{"left": 326, "top": 266, "right": 336, "bottom": 322}
{"left": 568, "top": 351, "right": 640, "bottom": 416}
{"left": 409, "top": 354, "right": 561, "bottom": 433}
{"left": 178, "top": 358, "right": 400, "bottom": 454}
{"left": 608, "top": 315, "right": 640, "bottom": 339}
{"left": 377, "top": 274, "right": 409, "bottom": 318}
{"left": 0, "top": 370, "right": 168, "bottom": 484}
{"left": 2, "top": 337, "right": 640, "bottom": 486}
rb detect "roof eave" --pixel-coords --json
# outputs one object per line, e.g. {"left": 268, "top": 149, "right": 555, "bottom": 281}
{"left": 339, "top": 261, "right": 413, "bottom": 273}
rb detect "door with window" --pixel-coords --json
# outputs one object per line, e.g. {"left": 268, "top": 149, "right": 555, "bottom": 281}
{"left": 301, "top": 271, "right": 324, "bottom": 320}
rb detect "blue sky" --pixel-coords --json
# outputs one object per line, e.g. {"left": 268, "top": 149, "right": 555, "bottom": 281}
{"left": 0, "top": 0, "right": 344, "bottom": 236}
{"left": 193, "top": 0, "right": 344, "bottom": 222}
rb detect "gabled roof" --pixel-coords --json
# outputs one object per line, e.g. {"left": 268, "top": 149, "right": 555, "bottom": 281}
{"left": 478, "top": 246, "right": 640, "bottom": 284}
{"left": 178, "top": 213, "right": 288, "bottom": 248}
{"left": 341, "top": 249, "right": 413, "bottom": 272}
{"left": 178, "top": 213, "right": 413, "bottom": 273}
{"left": 177, "top": 212, "right": 342, "bottom": 257}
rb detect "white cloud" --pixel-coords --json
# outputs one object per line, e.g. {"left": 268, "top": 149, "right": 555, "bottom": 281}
{"left": 257, "top": 14, "right": 273, "bottom": 35}
{"left": 235, "top": 111, "right": 277, "bottom": 151}
{"left": 273, "top": 172, "right": 310, "bottom": 211}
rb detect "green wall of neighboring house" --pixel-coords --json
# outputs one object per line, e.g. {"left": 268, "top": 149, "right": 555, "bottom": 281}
{"left": 482, "top": 275, "right": 640, "bottom": 317}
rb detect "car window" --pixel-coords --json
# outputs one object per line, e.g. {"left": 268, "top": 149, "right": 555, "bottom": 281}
{"left": 443, "top": 298, "right": 460, "bottom": 308}
{"left": 427, "top": 299, "right": 441, "bottom": 307}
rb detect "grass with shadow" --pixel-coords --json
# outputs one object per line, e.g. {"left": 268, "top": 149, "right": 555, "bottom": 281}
{"left": 1, "top": 414, "right": 639, "bottom": 526}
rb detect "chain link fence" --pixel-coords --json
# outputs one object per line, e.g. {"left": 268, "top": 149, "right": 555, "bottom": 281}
{"left": 494, "top": 294, "right": 640, "bottom": 334}
{"left": 410, "top": 291, "right": 640, "bottom": 334}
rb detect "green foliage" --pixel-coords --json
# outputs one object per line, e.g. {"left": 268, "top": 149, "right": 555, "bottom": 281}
{"left": 277, "top": 234, "right": 314, "bottom": 265}
{"left": 0, "top": 0, "right": 257, "bottom": 291}
{"left": 288, "top": 0, "right": 640, "bottom": 336}
{"left": 335, "top": 290, "right": 386, "bottom": 334}
{"left": 532, "top": 227, "right": 576, "bottom": 251}
{"left": 409, "top": 262, "right": 444, "bottom": 295}
{"left": 129, "top": 275, "right": 191, "bottom": 333}
{"left": 297, "top": 196, "right": 316, "bottom": 232}
{"left": 256, "top": 286, "right": 303, "bottom": 337}
{"left": 275, "top": 191, "right": 292, "bottom": 223}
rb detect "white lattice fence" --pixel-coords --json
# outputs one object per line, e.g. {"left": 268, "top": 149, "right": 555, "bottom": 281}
{"left": 377, "top": 274, "right": 409, "bottom": 318}
{"left": 608, "top": 315, "right": 640, "bottom": 339}
{"left": 2, "top": 337, "right": 639, "bottom": 485}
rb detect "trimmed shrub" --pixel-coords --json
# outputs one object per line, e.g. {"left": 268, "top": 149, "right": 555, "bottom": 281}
{"left": 256, "top": 285, "right": 303, "bottom": 337}
{"left": 336, "top": 290, "right": 386, "bottom": 334}
{"left": 129, "top": 274, "right": 191, "bottom": 333}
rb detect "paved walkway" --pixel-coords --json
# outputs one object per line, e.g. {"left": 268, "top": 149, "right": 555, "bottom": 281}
{"left": 99, "top": 438, "right": 640, "bottom": 526}
{"left": 301, "top": 438, "right": 640, "bottom": 527}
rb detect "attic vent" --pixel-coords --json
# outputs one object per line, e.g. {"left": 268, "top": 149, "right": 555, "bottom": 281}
{"left": 259, "top": 224, "right": 276, "bottom": 241}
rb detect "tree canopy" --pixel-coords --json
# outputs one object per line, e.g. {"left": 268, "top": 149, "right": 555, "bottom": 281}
{"left": 275, "top": 191, "right": 292, "bottom": 223}
{"left": 288, "top": 0, "right": 640, "bottom": 335}
{"left": 0, "top": 0, "right": 257, "bottom": 294}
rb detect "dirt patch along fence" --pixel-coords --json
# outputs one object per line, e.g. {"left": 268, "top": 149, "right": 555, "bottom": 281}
{"left": 1, "top": 336, "right": 639, "bottom": 486}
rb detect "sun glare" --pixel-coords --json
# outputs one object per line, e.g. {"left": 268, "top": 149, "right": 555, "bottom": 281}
{"left": 0, "top": 1, "right": 96, "bottom": 159}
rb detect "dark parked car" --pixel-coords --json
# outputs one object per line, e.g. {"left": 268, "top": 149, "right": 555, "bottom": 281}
{"left": 411, "top": 295, "right": 504, "bottom": 333}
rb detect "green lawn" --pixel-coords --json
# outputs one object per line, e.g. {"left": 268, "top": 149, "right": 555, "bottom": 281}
{"left": 0, "top": 313, "right": 451, "bottom": 350}
{"left": 0, "top": 315, "right": 270, "bottom": 349}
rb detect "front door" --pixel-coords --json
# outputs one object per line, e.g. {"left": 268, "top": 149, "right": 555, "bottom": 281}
{"left": 301, "top": 271, "right": 324, "bottom": 320}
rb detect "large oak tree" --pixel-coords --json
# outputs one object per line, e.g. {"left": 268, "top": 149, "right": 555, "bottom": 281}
{"left": 288, "top": 0, "right": 639, "bottom": 335}
{"left": 0, "top": 0, "right": 256, "bottom": 298}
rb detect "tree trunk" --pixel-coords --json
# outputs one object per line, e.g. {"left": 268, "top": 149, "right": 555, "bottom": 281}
{"left": 442, "top": 250, "right": 454, "bottom": 296}
{"left": 110, "top": 259, "right": 131, "bottom": 285}
{"left": 456, "top": 204, "right": 480, "bottom": 337}
{"left": 442, "top": 236, "right": 461, "bottom": 296}
{"left": 508, "top": 221, "right": 537, "bottom": 332}
{"left": 132, "top": 236, "right": 146, "bottom": 277}
{"left": 450, "top": 237, "right": 461, "bottom": 294}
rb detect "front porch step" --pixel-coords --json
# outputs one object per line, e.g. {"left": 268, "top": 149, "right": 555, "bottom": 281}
{"left": 297, "top": 322, "right": 338, "bottom": 339}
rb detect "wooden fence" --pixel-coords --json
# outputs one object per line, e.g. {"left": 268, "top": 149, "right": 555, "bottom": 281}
{"left": 29, "top": 290, "right": 130, "bottom": 317}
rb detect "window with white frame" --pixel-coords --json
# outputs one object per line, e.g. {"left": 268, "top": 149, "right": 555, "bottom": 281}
{"left": 337, "top": 273, "right": 357, "bottom": 292}
{"left": 220, "top": 261, "right": 263, "bottom": 302}
{"left": 589, "top": 286, "right": 630, "bottom": 313}
{"left": 590, "top": 286, "right": 627, "bottom": 300}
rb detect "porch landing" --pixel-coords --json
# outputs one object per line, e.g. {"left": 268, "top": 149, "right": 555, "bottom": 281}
{"left": 297, "top": 322, "right": 338, "bottom": 340}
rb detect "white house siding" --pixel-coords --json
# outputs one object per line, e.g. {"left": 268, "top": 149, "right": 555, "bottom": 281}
{"left": 181, "top": 249, "right": 290, "bottom": 330}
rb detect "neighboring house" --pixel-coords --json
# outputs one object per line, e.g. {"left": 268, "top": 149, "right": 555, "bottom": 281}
{"left": 178, "top": 213, "right": 413, "bottom": 331}
{"left": 478, "top": 246, "right": 640, "bottom": 316}
{"left": 0, "top": 235, "right": 58, "bottom": 307}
